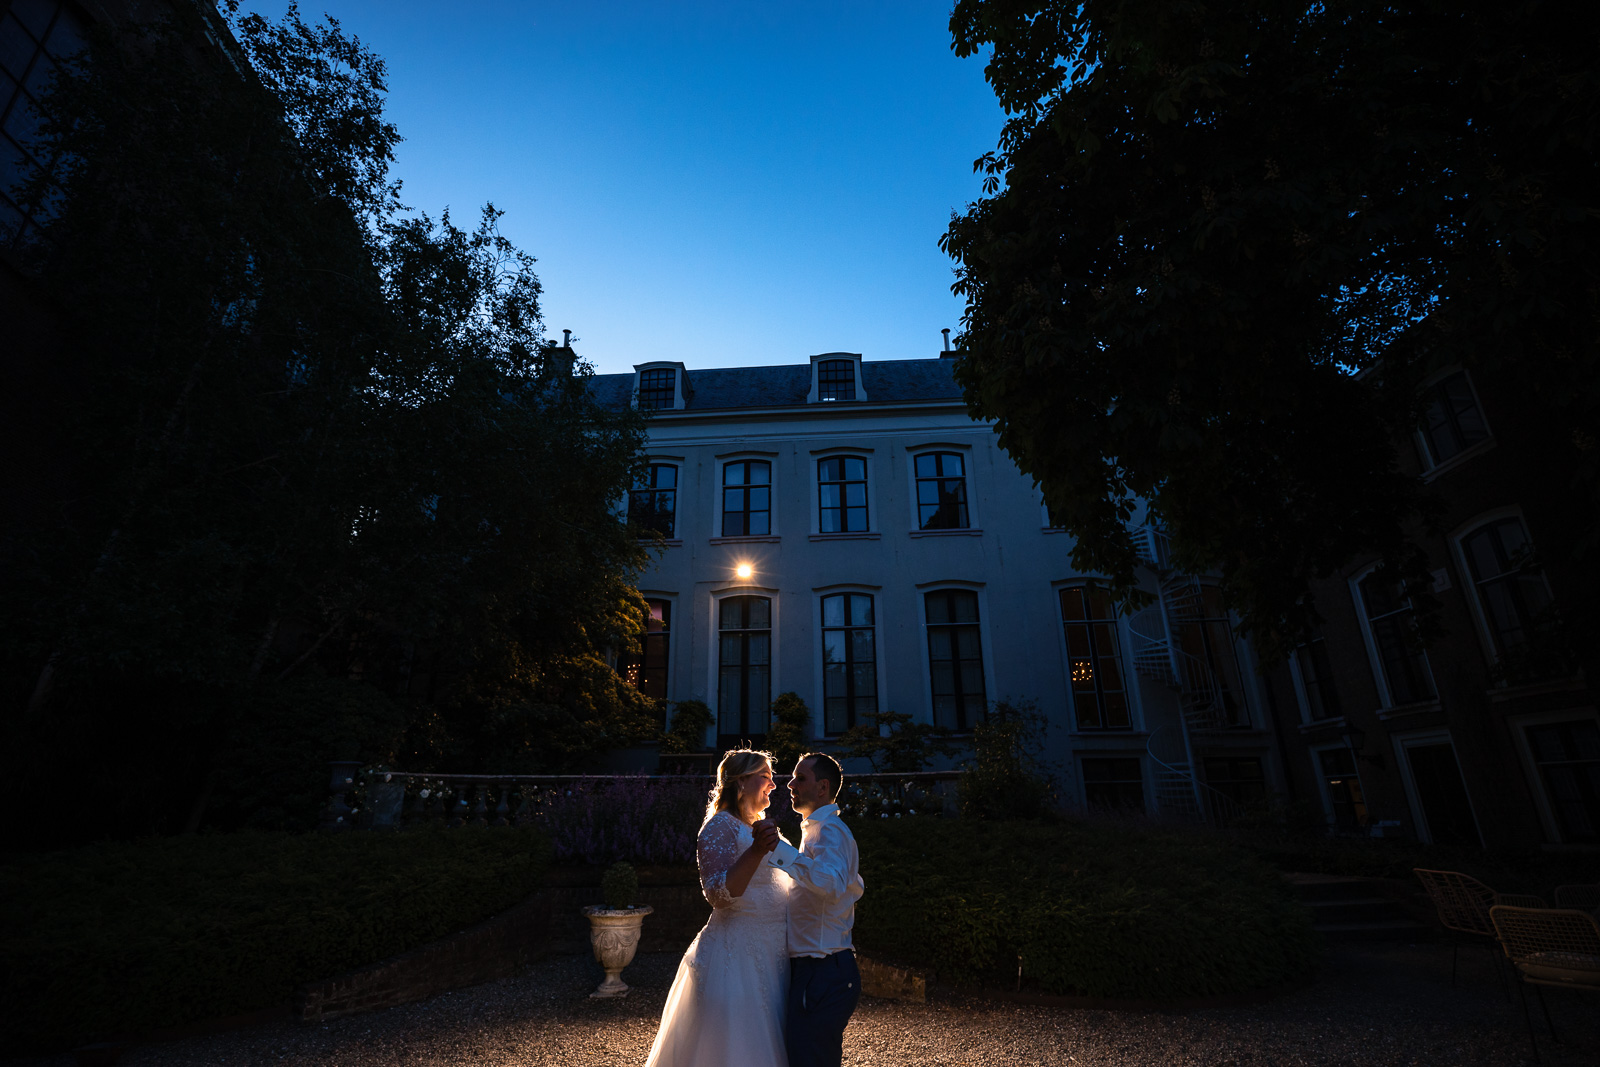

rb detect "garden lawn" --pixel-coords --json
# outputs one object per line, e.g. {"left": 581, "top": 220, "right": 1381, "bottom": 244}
{"left": 853, "top": 817, "right": 1318, "bottom": 999}
{"left": 1, "top": 826, "right": 550, "bottom": 1053}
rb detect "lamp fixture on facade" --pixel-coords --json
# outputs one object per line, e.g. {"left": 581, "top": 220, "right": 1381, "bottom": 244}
{"left": 735, "top": 562, "right": 753, "bottom": 580}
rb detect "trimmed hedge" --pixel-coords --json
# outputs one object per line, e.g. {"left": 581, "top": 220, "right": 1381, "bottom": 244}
{"left": 1241, "top": 830, "right": 1600, "bottom": 894}
{"left": 1, "top": 827, "right": 550, "bottom": 1053}
{"left": 853, "top": 818, "right": 1318, "bottom": 999}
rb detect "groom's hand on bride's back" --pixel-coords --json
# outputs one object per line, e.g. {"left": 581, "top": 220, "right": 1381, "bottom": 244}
{"left": 752, "top": 819, "right": 780, "bottom": 853}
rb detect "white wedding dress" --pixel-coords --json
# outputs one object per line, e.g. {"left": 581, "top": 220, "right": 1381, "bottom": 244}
{"left": 644, "top": 810, "right": 790, "bottom": 1067}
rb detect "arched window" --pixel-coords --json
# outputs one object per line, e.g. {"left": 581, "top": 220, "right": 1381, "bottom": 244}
{"left": 817, "top": 456, "right": 868, "bottom": 533}
{"left": 924, "top": 589, "right": 986, "bottom": 730}
{"left": 914, "top": 452, "right": 969, "bottom": 530}
{"left": 628, "top": 464, "right": 678, "bottom": 538}
{"left": 816, "top": 359, "right": 856, "bottom": 401}
{"left": 722, "top": 460, "right": 771, "bottom": 537}
{"left": 1060, "top": 586, "right": 1129, "bottom": 729}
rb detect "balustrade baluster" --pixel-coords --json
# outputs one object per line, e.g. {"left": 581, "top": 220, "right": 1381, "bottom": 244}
{"left": 449, "top": 785, "right": 469, "bottom": 827}
{"left": 492, "top": 783, "right": 510, "bottom": 826}
{"left": 472, "top": 784, "right": 490, "bottom": 827}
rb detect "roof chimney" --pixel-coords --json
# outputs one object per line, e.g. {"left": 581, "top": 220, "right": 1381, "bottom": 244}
{"left": 563, "top": 329, "right": 572, "bottom": 347}
{"left": 940, "top": 328, "right": 956, "bottom": 358}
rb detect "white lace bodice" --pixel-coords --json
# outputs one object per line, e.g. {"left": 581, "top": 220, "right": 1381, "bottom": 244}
{"left": 696, "top": 811, "right": 788, "bottom": 921}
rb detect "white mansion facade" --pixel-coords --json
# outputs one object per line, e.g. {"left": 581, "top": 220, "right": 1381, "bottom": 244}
{"left": 592, "top": 350, "right": 1282, "bottom": 819}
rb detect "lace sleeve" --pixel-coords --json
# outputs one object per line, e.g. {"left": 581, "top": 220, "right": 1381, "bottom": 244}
{"left": 697, "top": 813, "right": 744, "bottom": 909}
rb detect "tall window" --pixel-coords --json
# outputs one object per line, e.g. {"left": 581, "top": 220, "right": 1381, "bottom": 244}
{"left": 1060, "top": 586, "right": 1130, "bottom": 729}
{"left": 821, "top": 593, "right": 876, "bottom": 734}
{"left": 1526, "top": 720, "right": 1600, "bottom": 844}
{"left": 637, "top": 368, "right": 675, "bottom": 409}
{"left": 818, "top": 456, "right": 868, "bottom": 533}
{"left": 1293, "top": 629, "right": 1342, "bottom": 721}
{"left": 619, "top": 599, "right": 670, "bottom": 701}
{"left": 628, "top": 464, "right": 677, "bottom": 538}
{"left": 1356, "top": 571, "right": 1435, "bottom": 706}
{"left": 1317, "top": 747, "right": 1368, "bottom": 832}
{"left": 1, "top": 0, "right": 86, "bottom": 249}
{"left": 925, "top": 589, "right": 986, "bottom": 730}
{"left": 718, "top": 596, "right": 771, "bottom": 741}
{"left": 1418, "top": 371, "right": 1489, "bottom": 467}
{"left": 722, "top": 460, "right": 771, "bottom": 536}
{"left": 1177, "top": 585, "right": 1248, "bottom": 726}
{"left": 1459, "top": 517, "right": 1563, "bottom": 680}
{"left": 914, "top": 452, "right": 969, "bottom": 530}
{"left": 816, "top": 359, "right": 855, "bottom": 401}
{"left": 1081, "top": 757, "right": 1144, "bottom": 812}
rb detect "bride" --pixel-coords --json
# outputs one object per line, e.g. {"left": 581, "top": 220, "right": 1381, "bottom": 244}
{"left": 645, "top": 748, "right": 789, "bottom": 1067}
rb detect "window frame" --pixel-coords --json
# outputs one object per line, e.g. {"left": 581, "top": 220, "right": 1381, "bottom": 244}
{"left": 1390, "top": 727, "right": 1483, "bottom": 847}
{"left": 1309, "top": 741, "right": 1369, "bottom": 834}
{"left": 1079, "top": 755, "right": 1148, "bottom": 813}
{"left": 1510, "top": 710, "right": 1600, "bottom": 846}
{"left": 711, "top": 589, "right": 777, "bottom": 745}
{"left": 1, "top": 0, "right": 88, "bottom": 253}
{"left": 909, "top": 447, "right": 974, "bottom": 532}
{"left": 1057, "top": 584, "right": 1134, "bottom": 731}
{"left": 1286, "top": 627, "right": 1343, "bottom": 724}
{"left": 631, "top": 361, "right": 689, "bottom": 410}
{"left": 1413, "top": 367, "right": 1493, "bottom": 475}
{"left": 718, "top": 456, "right": 774, "bottom": 538}
{"left": 815, "top": 451, "right": 871, "bottom": 535}
{"left": 1450, "top": 508, "right": 1562, "bottom": 678}
{"left": 627, "top": 460, "right": 680, "bottom": 540}
{"left": 919, "top": 584, "right": 991, "bottom": 732}
{"left": 1349, "top": 563, "right": 1438, "bottom": 710}
{"left": 618, "top": 595, "right": 673, "bottom": 706}
{"left": 806, "top": 352, "right": 866, "bottom": 403}
{"left": 817, "top": 588, "right": 881, "bottom": 736}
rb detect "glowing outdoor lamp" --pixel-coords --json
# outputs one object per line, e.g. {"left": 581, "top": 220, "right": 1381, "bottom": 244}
{"left": 734, "top": 562, "right": 754, "bottom": 580}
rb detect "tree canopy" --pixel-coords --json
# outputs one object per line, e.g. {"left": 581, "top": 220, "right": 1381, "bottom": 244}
{"left": 1, "top": 3, "right": 655, "bottom": 839}
{"left": 943, "top": 0, "right": 1599, "bottom": 652}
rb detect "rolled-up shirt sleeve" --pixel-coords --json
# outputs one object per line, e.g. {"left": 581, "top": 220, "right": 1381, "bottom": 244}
{"left": 697, "top": 813, "right": 742, "bottom": 909}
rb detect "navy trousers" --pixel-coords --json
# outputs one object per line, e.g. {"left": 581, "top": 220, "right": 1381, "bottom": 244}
{"left": 786, "top": 950, "right": 860, "bottom": 1067}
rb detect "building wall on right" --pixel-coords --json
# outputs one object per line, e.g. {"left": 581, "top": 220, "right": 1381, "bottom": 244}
{"left": 1263, "top": 362, "right": 1600, "bottom": 850}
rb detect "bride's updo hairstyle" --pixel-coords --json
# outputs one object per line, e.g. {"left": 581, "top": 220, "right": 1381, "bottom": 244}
{"left": 704, "top": 748, "right": 774, "bottom": 826}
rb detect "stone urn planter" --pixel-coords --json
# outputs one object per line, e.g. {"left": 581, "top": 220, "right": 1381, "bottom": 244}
{"left": 581, "top": 904, "right": 654, "bottom": 998}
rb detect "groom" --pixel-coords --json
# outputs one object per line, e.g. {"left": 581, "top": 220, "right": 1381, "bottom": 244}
{"left": 780, "top": 752, "right": 864, "bottom": 1067}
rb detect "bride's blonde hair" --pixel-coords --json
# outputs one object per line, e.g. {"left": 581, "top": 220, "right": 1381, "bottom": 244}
{"left": 703, "top": 748, "right": 774, "bottom": 826}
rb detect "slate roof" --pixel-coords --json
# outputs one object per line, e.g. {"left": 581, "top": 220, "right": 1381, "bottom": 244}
{"left": 587, "top": 357, "right": 964, "bottom": 412}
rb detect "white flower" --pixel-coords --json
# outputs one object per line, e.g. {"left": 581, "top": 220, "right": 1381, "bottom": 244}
{"left": 420, "top": 788, "right": 431, "bottom": 798}
{"left": 384, "top": 773, "right": 393, "bottom": 783}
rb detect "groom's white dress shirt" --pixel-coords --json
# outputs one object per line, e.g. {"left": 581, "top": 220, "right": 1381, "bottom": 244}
{"left": 781, "top": 803, "right": 864, "bottom": 958}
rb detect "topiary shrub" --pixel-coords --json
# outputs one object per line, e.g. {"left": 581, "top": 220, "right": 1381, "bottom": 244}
{"left": 853, "top": 818, "right": 1318, "bottom": 999}
{"left": 661, "top": 699, "right": 714, "bottom": 754}
{"left": 602, "top": 860, "right": 640, "bottom": 908}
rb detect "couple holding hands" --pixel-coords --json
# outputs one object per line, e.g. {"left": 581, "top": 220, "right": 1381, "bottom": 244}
{"left": 645, "top": 749, "right": 864, "bottom": 1067}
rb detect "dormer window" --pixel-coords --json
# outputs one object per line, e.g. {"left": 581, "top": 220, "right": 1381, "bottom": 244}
{"left": 638, "top": 368, "right": 675, "bottom": 409}
{"left": 817, "top": 360, "right": 855, "bottom": 401}
{"left": 807, "top": 353, "right": 866, "bottom": 404}
{"left": 632, "top": 362, "right": 689, "bottom": 410}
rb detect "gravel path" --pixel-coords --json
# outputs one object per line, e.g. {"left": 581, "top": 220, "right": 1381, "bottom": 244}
{"left": 17, "top": 941, "right": 1598, "bottom": 1067}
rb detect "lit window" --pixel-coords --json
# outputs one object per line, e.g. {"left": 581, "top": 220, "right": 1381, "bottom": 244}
{"left": 628, "top": 464, "right": 677, "bottom": 538}
{"left": 914, "top": 452, "right": 969, "bottom": 530}
{"left": 818, "top": 456, "right": 868, "bottom": 533}
{"left": 1081, "top": 757, "right": 1144, "bottom": 812}
{"left": 637, "top": 368, "right": 675, "bottom": 410}
{"left": 1, "top": 0, "right": 87, "bottom": 249}
{"left": 1418, "top": 371, "right": 1489, "bottom": 467}
{"left": 821, "top": 593, "right": 876, "bottom": 734}
{"left": 816, "top": 359, "right": 855, "bottom": 401}
{"left": 1317, "top": 747, "right": 1368, "bottom": 832}
{"left": 1459, "top": 516, "right": 1563, "bottom": 680}
{"left": 722, "top": 460, "right": 770, "bottom": 537}
{"left": 619, "top": 599, "right": 670, "bottom": 701}
{"left": 1060, "top": 586, "right": 1129, "bottom": 729}
{"left": 925, "top": 589, "right": 985, "bottom": 730}
{"left": 718, "top": 595, "right": 771, "bottom": 742}
{"left": 1356, "top": 571, "right": 1435, "bottom": 706}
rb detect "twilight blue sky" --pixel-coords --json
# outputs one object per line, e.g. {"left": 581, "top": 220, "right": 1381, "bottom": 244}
{"left": 259, "top": 2, "right": 1004, "bottom": 376}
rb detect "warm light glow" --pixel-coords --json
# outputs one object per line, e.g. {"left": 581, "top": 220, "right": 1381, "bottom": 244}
{"left": 735, "top": 562, "right": 754, "bottom": 579}
{"left": 1071, "top": 660, "right": 1094, "bottom": 683}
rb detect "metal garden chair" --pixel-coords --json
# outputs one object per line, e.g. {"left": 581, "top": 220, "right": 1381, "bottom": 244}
{"left": 1489, "top": 905, "right": 1600, "bottom": 1062}
{"left": 1412, "top": 868, "right": 1546, "bottom": 991}
{"left": 1553, "top": 883, "right": 1600, "bottom": 915}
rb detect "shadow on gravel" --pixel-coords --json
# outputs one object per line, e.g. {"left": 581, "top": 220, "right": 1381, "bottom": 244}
{"left": 10, "top": 942, "right": 1597, "bottom": 1067}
